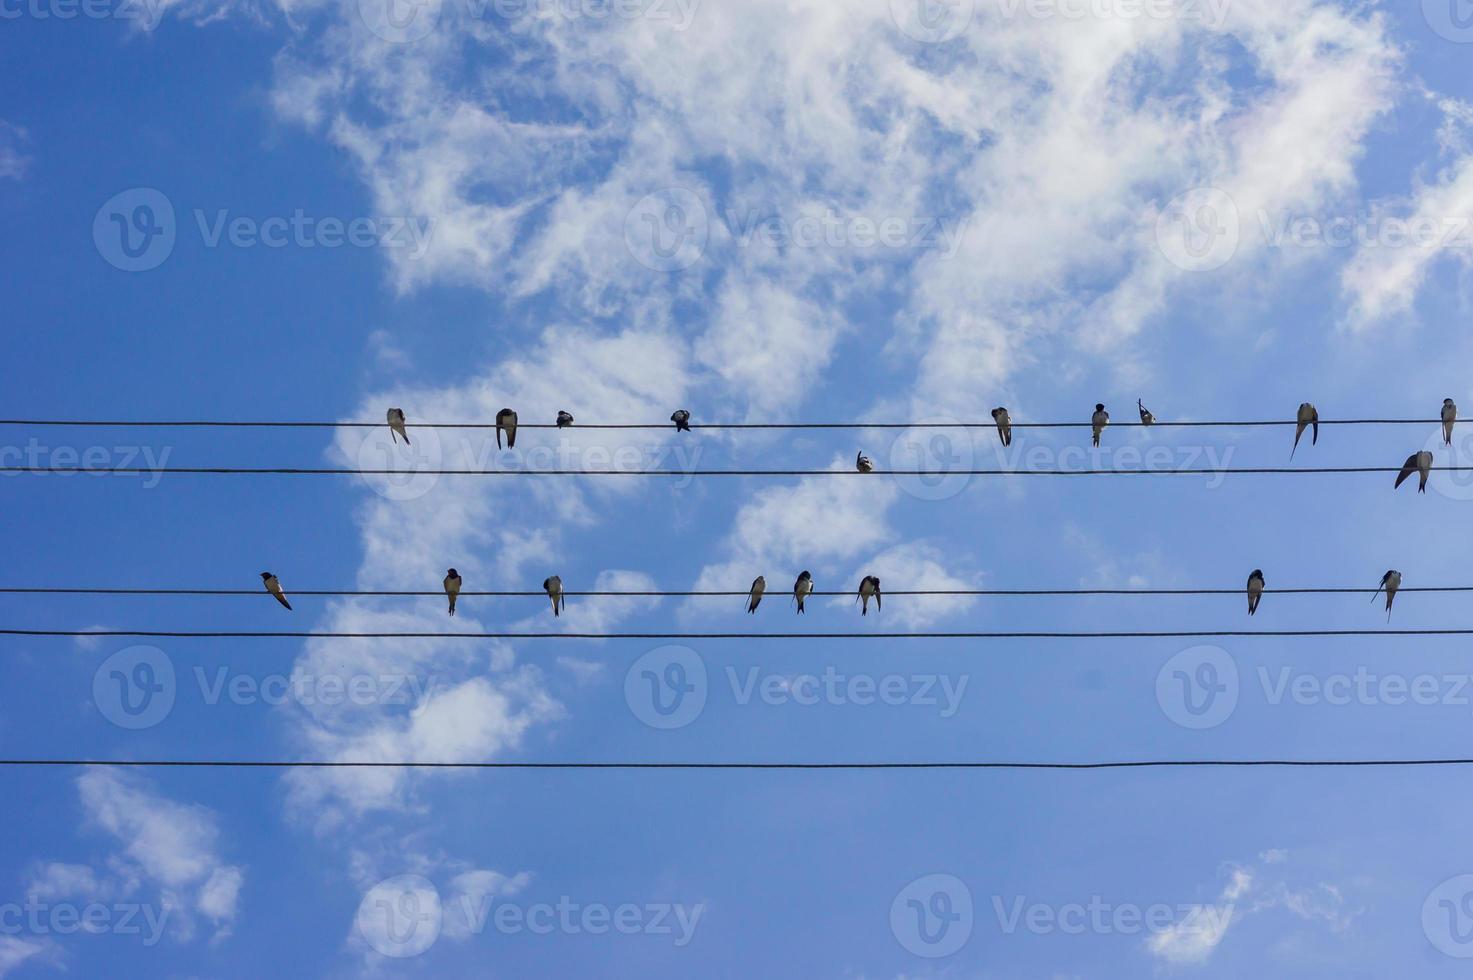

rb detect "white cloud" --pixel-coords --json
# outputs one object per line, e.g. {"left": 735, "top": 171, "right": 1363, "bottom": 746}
{"left": 33, "top": 771, "right": 249, "bottom": 943}
{"left": 0, "top": 121, "right": 29, "bottom": 181}
{"left": 0, "top": 937, "right": 53, "bottom": 978}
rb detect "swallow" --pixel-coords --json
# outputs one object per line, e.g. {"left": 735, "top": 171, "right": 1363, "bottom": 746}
{"left": 1372, "top": 569, "right": 1401, "bottom": 622}
{"left": 1292, "top": 403, "right": 1318, "bottom": 459}
{"left": 496, "top": 409, "right": 518, "bottom": 450}
{"left": 856, "top": 452, "right": 874, "bottom": 473}
{"left": 444, "top": 568, "right": 462, "bottom": 617}
{"left": 557, "top": 411, "right": 575, "bottom": 428}
{"left": 1395, "top": 451, "right": 1433, "bottom": 493}
{"left": 747, "top": 576, "right": 765, "bottom": 614}
{"left": 387, "top": 408, "right": 410, "bottom": 445}
{"left": 1443, "top": 399, "right": 1457, "bottom": 446}
{"left": 671, "top": 410, "right": 692, "bottom": 433}
{"left": 793, "top": 571, "right": 813, "bottom": 614}
{"left": 260, "top": 572, "right": 292, "bottom": 611}
{"left": 1246, "top": 569, "right": 1265, "bottom": 616}
{"left": 1091, "top": 404, "right": 1109, "bottom": 447}
{"left": 1138, "top": 400, "right": 1154, "bottom": 426}
{"left": 544, "top": 575, "right": 564, "bottom": 617}
{"left": 991, "top": 408, "right": 1012, "bottom": 447}
{"left": 857, "top": 575, "right": 881, "bottom": 615}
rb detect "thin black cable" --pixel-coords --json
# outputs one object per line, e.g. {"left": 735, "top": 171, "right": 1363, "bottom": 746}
{"left": 1, "top": 587, "right": 1468, "bottom": 597}
{"left": 0, "top": 759, "right": 1470, "bottom": 770}
{"left": 0, "top": 465, "right": 1464, "bottom": 477}
{"left": 0, "top": 418, "right": 1449, "bottom": 430}
{"left": 3, "top": 628, "right": 1470, "bottom": 639}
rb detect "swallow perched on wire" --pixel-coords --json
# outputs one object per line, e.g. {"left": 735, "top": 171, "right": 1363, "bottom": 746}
{"left": 544, "top": 575, "right": 564, "bottom": 617}
{"left": 260, "top": 572, "right": 292, "bottom": 611}
{"left": 1091, "top": 404, "right": 1109, "bottom": 447}
{"left": 671, "top": 410, "right": 692, "bottom": 433}
{"left": 856, "top": 452, "right": 874, "bottom": 473}
{"left": 1395, "top": 451, "right": 1433, "bottom": 493}
{"left": 1246, "top": 569, "right": 1265, "bottom": 616}
{"left": 387, "top": 408, "right": 410, "bottom": 445}
{"left": 793, "top": 571, "right": 813, "bottom": 614}
{"left": 1138, "top": 400, "right": 1154, "bottom": 426}
{"left": 1373, "top": 569, "right": 1401, "bottom": 621}
{"left": 747, "top": 576, "right": 765, "bottom": 614}
{"left": 991, "top": 408, "right": 1012, "bottom": 447}
{"left": 857, "top": 575, "right": 881, "bottom": 615}
{"left": 1443, "top": 399, "right": 1457, "bottom": 446}
{"left": 1292, "top": 403, "right": 1318, "bottom": 458}
{"left": 557, "top": 411, "right": 575, "bottom": 428}
{"left": 444, "top": 568, "right": 462, "bottom": 617}
{"left": 496, "top": 409, "right": 518, "bottom": 450}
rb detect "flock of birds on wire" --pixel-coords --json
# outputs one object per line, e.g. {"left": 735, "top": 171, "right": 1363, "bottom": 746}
{"left": 230, "top": 400, "right": 1465, "bottom": 624}
{"left": 385, "top": 399, "right": 1462, "bottom": 492}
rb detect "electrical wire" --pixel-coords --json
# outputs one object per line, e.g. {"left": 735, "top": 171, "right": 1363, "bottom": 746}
{"left": 2, "top": 628, "right": 1467, "bottom": 639}
{"left": 0, "top": 586, "right": 1465, "bottom": 597}
{"left": 0, "top": 759, "right": 1470, "bottom": 770}
{"left": 1, "top": 465, "right": 1466, "bottom": 477}
{"left": 0, "top": 417, "right": 1451, "bottom": 430}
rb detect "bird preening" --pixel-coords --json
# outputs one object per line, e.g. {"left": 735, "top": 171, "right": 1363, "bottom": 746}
{"left": 856, "top": 452, "right": 874, "bottom": 473}
{"left": 1373, "top": 570, "right": 1401, "bottom": 621}
{"left": 671, "top": 410, "right": 692, "bottom": 433}
{"left": 496, "top": 409, "right": 518, "bottom": 450}
{"left": 260, "top": 572, "right": 291, "bottom": 611}
{"left": 1091, "top": 404, "right": 1109, "bottom": 447}
{"left": 544, "top": 575, "right": 564, "bottom": 617}
{"left": 557, "top": 411, "right": 575, "bottom": 428}
{"left": 444, "top": 568, "right": 461, "bottom": 617}
{"left": 1246, "top": 569, "right": 1264, "bottom": 616}
{"left": 1292, "top": 403, "right": 1319, "bottom": 459}
{"left": 1138, "top": 400, "right": 1154, "bottom": 426}
{"left": 747, "top": 576, "right": 765, "bottom": 614}
{"left": 857, "top": 575, "right": 881, "bottom": 615}
{"left": 793, "top": 571, "right": 813, "bottom": 614}
{"left": 991, "top": 407, "right": 1012, "bottom": 447}
{"left": 386, "top": 408, "right": 410, "bottom": 445}
{"left": 1395, "top": 451, "right": 1433, "bottom": 494}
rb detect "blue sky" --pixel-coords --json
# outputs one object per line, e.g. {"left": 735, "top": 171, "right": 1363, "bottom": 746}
{"left": 7, "top": 0, "right": 1473, "bottom": 975}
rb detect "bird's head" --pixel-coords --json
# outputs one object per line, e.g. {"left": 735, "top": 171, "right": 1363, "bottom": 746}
{"left": 447, "top": 568, "right": 458, "bottom": 578}
{"left": 260, "top": 572, "right": 273, "bottom": 580}
{"left": 1447, "top": 399, "right": 1456, "bottom": 405}
{"left": 1251, "top": 569, "right": 1263, "bottom": 579}
{"left": 1096, "top": 403, "right": 1105, "bottom": 412}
